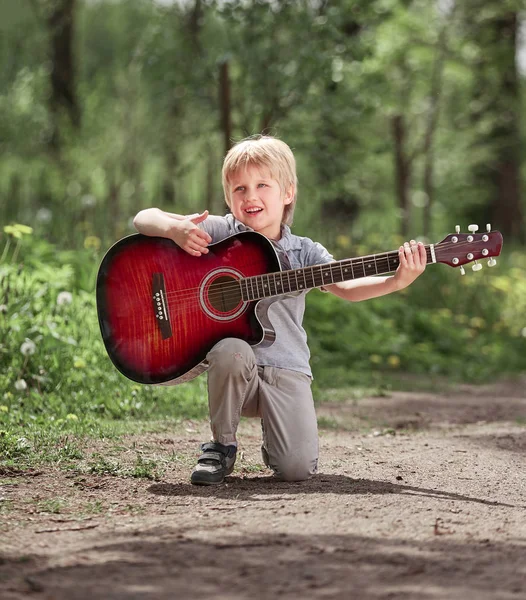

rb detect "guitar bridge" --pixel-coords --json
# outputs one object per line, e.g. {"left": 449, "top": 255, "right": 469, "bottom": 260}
{"left": 152, "top": 273, "right": 172, "bottom": 339}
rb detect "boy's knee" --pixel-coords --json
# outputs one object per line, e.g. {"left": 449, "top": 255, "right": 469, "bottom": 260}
{"left": 272, "top": 456, "right": 318, "bottom": 482}
{"left": 207, "top": 338, "right": 253, "bottom": 374}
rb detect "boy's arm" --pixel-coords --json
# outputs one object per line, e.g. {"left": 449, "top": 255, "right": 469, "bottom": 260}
{"left": 325, "top": 240, "right": 426, "bottom": 302}
{"left": 133, "top": 208, "right": 212, "bottom": 256}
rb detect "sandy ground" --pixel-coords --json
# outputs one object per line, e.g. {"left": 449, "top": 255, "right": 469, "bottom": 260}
{"left": 1, "top": 377, "right": 525, "bottom": 599}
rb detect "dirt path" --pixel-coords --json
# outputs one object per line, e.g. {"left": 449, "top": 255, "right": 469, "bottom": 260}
{"left": 1, "top": 378, "right": 526, "bottom": 599}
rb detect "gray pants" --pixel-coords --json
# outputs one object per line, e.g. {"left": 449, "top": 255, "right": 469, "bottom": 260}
{"left": 206, "top": 338, "right": 318, "bottom": 481}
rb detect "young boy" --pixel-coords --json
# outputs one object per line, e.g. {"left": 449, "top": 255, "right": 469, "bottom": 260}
{"left": 133, "top": 135, "right": 426, "bottom": 485}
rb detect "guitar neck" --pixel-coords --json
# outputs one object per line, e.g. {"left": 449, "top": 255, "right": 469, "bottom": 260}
{"left": 240, "top": 246, "right": 435, "bottom": 301}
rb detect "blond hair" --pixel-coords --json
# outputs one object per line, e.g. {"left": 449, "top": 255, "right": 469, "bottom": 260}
{"left": 222, "top": 135, "right": 298, "bottom": 226}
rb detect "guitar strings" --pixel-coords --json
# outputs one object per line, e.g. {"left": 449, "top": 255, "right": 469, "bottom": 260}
{"left": 160, "top": 238, "right": 493, "bottom": 306}
{"left": 161, "top": 238, "right": 482, "bottom": 301}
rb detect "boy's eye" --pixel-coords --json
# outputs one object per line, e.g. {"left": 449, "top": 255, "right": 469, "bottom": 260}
{"left": 258, "top": 183, "right": 267, "bottom": 188}
{"left": 234, "top": 186, "right": 244, "bottom": 192}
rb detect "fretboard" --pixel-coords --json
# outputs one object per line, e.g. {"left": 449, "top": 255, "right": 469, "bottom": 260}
{"left": 240, "top": 246, "right": 433, "bottom": 302}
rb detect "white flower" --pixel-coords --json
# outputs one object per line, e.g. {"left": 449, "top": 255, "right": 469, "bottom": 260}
{"left": 0, "top": 304, "right": 7, "bottom": 313}
{"left": 36, "top": 208, "right": 53, "bottom": 223}
{"left": 57, "top": 291, "right": 73, "bottom": 306}
{"left": 20, "top": 339, "right": 36, "bottom": 356}
{"left": 14, "top": 379, "right": 27, "bottom": 391}
{"left": 81, "top": 194, "right": 97, "bottom": 208}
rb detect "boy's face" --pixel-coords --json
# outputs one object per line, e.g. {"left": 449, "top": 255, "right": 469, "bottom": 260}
{"left": 228, "top": 164, "right": 293, "bottom": 240}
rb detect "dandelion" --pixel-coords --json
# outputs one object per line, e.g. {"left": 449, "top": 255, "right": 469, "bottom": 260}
{"left": 66, "top": 414, "right": 79, "bottom": 421}
{"left": 57, "top": 291, "right": 73, "bottom": 306}
{"left": 0, "top": 405, "right": 8, "bottom": 413}
{"left": 369, "top": 354, "right": 382, "bottom": 365}
{"left": 20, "top": 339, "right": 36, "bottom": 356}
{"left": 81, "top": 195, "right": 97, "bottom": 208}
{"left": 14, "top": 379, "right": 27, "bottom": 391}
{"left": 36, "top": 208, "right": 53, "bottom": 223}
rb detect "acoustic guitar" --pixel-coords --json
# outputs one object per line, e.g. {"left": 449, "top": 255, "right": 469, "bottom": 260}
{"left": 96, "top": 226, "right": 503, "bottom": 385}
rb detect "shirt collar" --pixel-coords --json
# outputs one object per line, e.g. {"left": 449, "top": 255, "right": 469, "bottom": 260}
{"left": 228, "top": 214, "right": 301, "bottom": 251}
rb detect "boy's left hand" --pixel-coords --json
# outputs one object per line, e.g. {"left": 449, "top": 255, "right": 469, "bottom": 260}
{"left": 394, "top": 240, "right": 427, "bottom": 290}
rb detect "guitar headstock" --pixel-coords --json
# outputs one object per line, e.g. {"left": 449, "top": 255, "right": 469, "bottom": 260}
{"left": 434, "top": 224, "right": 503, "bottom": 273}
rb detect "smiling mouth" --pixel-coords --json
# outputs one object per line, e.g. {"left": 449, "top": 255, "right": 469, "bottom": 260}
{"left": 245, "top": 208, "right": 263, "bottom": 214}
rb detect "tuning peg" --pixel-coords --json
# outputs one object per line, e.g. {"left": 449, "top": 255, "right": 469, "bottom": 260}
{"left": 468, "top": 224, "right": 479, "bottom": 233}
{"left": 472, "top": 261, "right": 482, "bottom": 272}
{"left": 486, "top": 224, "right": 491, "bottom": 232}
{"left": 488, "top": 258, "right": 497, "bottom": 267}
{"left": 455, "top": 225, "right": 460, "bottom": 234}
{"left": 460, "top": 266, "right": 465, "bottom": 275}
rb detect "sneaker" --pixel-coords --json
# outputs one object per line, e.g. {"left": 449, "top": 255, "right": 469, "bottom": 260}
{"left": 190, "top": 442, "right": 237, "bottom": 486}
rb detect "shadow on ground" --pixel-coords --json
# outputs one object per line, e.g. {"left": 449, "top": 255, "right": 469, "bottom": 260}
{"left": 149, "top": 474, "right": 522, "bottom": 509}
{"left": 2, "top": 529, "right": 525, "bottom": 600}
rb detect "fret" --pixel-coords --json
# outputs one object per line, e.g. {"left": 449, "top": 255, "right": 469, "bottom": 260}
{"left": 304, "top": 266, "right": 316, "bottom": 289}
{"left": 302, "top": 268, "right": 308, "bottom": 290}
{"left": 388, "top": 252, "right": 399, "bottom": 272}
{"left": 292, "top": 269, "right": 300, "bottom": 292}
{"left": 262, "top": 273, "right": 270, "bottom": 298}
{"left": 240, "top": 278, "right": 248, "bottom": 301}
{"left": 353, "top": 259, "right": 365, "bottom": 279}
{"left": 276, "top": 272, "right": 284, "bottom": 295}
{"left": 283, "top": 271, "right": 291, "bottom": 294}
{"left": 256, "top": 275, "right": 265, "bottom": 298}
{"left": 363, "top": 256, "right": 376, "bottom": 276}
{"left": 269, "top": 273, "right": 277, "bottom": 297}
{"left": 321, "top": 264, "right": 334, "bottom": 285}
{"left": 312, "top": 265, "right": 323, "bottom": 288}
{"left": 252, "top": 276, "right": 258, "bottom": 300}
{"left": 373, "top": 254, "right": 378, "bottom": 275}
{"left": 342, "top": 260, "right": 354, "bottom": 281}
{"left": 339, "top": 261, "right": 345, "bottom": 283}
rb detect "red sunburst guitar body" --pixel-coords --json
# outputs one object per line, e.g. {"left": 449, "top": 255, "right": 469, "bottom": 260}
{"left": 96, "top": 232, "right": 281, "bottom": 385}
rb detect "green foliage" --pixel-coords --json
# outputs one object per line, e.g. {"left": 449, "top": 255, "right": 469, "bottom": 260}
{"left": 0, "top": 229, "right": 209, "bottom": 462}
{"left": 306, "top": 248, "right": 526, "bottom": 387}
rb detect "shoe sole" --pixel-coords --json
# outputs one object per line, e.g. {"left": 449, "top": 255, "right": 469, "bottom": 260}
{"left": 190, "top": 466, "right": 235, "bottom": 486}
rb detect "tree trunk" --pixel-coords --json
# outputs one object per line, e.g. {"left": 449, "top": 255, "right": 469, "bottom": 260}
{"left": 489, "top": 11, "right": 522, "bottom": 240}
{"left": 392, "top": 114, "right": 411, "bottom": 237}
{"left": 45, "top": 0, "right": 80, "bottom": 149}
{"left": 219, "top": 60, "right": 232, "bottom": 157}
{"left": 465, "top": 2, "right": 523, "bottom": 241}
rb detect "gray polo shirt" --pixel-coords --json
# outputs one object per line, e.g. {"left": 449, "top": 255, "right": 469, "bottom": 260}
{"left": 199, "top": 214, "right": 334, "bottom": 377}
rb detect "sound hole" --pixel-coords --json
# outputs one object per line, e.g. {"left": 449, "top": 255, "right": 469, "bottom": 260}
{"left": 208, "top": 276, "right": 242, "bottom": 312}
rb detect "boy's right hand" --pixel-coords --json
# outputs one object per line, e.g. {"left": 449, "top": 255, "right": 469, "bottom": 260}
{"left": 170, "top": 210, "right": 212, "bottom": 256}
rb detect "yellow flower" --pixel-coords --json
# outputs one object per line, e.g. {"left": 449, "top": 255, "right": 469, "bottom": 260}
{"left": 66, "top": 414, "right": 78, "bottom": 421}
{"left": 387, "top": 355, "right": 400, "bottom": 368}
{"left": 369, "top": 354, "right": 382, "bottom": 364}
{"left": 84, "top": 236, "right": 101, "bottom": 251}
{"left": 73, "top": 357, "right": 86, "bottom": 369}
{"left": 3, "top": 224, "right": 33, "bottom": 238}
{"left": 336, "top": 235, "right": 351, "bottom": 249}
{"left": 0, "top": 405, "right": 8, "bottom": 413}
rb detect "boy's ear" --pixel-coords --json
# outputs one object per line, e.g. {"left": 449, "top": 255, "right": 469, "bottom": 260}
{"left": 283, "top": 184, "right": 295, "bottom": 205}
